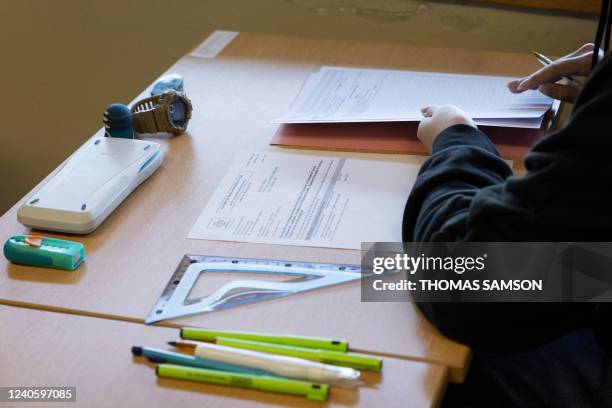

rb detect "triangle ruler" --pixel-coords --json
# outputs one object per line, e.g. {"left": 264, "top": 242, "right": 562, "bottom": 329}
{"left": 145, "top": 255, "right": 361, "bottom": 324}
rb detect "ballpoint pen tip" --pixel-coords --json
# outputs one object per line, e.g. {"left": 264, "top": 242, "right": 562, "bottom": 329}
{"left": 168, "top": 341, "right": 197, "bottom": 349}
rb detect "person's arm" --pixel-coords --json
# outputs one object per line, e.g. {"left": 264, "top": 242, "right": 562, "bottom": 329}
{"left": 402, "top": 112, "right": 538, "bottom": 352}
{"left": 402, "top": 45, "right": 609, "bottom": 351}
{"left": 407, "top": 42, "right": 602, "bottom": 239}
{"left": 402, "top": 121, "right": 512, "bottom": 243}
{"left": 409, "top": 42, "right": 601, "bottom": 240}
{"left": 403, "top": 116, "right": 592, "bottom": 352}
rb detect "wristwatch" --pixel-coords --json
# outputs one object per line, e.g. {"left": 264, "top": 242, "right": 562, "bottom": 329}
{"left": 131, "top": 90, "right": 193, "bottom": 135}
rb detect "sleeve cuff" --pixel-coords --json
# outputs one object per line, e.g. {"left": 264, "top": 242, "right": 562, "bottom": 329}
{"left": 432, "top": 124, "right": 500, "bottom": 155}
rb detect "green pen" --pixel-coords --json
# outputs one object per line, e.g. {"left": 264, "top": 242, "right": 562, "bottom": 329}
{"left": 181, "top": 327, "right": 349, "bottom": 352}
{"left": 215, "top": 337, "right": 382, "bottom": 372}
{"left": 156, "top": 364, "right": 329, "bottom": 402}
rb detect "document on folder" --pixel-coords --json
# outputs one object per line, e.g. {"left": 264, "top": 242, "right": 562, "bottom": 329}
{"left": 188, "top": 151, "right": 424, "bottom": 250}
{"left": 274, "top": 66, "right": 553, "bottom": 129}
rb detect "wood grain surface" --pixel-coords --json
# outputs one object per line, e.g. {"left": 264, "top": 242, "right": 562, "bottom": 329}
{"left": 0, "top": 305, "right": 448, "bottom": 408}
{"left": 0, "top": 32, "right": 550, "bottom": 382}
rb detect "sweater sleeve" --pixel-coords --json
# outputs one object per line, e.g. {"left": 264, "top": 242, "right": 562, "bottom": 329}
{"left": 401, "top": 125, "right": 593, "bottom": 352}
{"left": 402, "top": 54, "right": 612, "bottom": 352}
{"left": 402, "top": 124, "right": 512, "bottom": 243}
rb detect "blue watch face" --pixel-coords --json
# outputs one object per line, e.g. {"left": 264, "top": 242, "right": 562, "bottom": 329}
{"left": 168, "top": 97, "right": 187, "bottom": 128}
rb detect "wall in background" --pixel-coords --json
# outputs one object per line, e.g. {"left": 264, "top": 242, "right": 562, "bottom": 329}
{"left": 0, "top": 0, "right": 596, "bottom": 214}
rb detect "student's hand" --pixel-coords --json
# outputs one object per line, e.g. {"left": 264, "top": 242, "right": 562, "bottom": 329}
{"left": 418, "top": 105, "right": 476, "bottom": 153}
{"left": 507, "top": 43, "right": 601, "bottom": 103}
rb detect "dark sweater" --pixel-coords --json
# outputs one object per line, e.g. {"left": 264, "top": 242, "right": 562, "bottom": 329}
{"left": 402, "top": 52, "right": 612, "bottom": 353}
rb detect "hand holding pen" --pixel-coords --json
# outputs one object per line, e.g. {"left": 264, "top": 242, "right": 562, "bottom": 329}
{"left": 507, "top": 43, "right": 602, "bottom": 103}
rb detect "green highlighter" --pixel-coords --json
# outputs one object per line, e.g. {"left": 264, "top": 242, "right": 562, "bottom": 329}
{"left": 216, "top": 337, "right": 383, "bottom": 372}
{"left": 181, "top": 327, "right": 349, "bottom": 352}
{"left": 156, "top": 364, "right": 329, "bottom": 402}
{"left": 3, "top": 235, "right": 84, "bottom": 271}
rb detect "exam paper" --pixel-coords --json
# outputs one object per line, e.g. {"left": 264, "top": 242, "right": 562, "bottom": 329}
{"left": 274, "top": 66, "right": 553, "bottom": 129}
{"left": 188, "top": 151, "right": 424, "bottom": 250}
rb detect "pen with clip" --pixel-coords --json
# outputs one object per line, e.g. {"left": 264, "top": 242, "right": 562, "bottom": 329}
{"left": 169, "top": 341, "right": 361, "bottom": 387}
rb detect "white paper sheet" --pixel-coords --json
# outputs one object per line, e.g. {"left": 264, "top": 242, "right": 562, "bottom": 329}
{"left": 190, "top": 30, "right": 239, "bottom": 59}
{"left": 274, "top": 66, "right": 553, "bottom": 129}
{"left": 188, "top": 151, "right": 425, "bottom": 250}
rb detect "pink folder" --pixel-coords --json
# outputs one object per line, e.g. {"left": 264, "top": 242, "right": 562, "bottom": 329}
{"left": 270, "top": 122, "right": 546, "bottom": 159}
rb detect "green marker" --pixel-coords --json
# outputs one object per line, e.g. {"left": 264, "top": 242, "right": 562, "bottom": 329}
{"left": 156, "top": 364, "right": 329, "bottom": 402}
{"left": 215, "top": 337, "right": 382, "bottom": 372}
{"left": 181, "top": 327, "right": 349, "bottom": 352}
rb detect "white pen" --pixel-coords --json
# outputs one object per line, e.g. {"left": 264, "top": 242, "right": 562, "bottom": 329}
{"left": 172, "top": 341, "right": 361, "bottom": 387}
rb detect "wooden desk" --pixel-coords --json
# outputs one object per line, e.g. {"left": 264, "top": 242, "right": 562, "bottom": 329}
{"left": 0, "top": 305, "right": 448, "bottom": 407}
{"left": 0, "top": 32, "right": 547, "bottom": 382}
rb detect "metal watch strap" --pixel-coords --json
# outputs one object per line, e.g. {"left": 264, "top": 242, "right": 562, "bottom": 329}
{"left": 131, "top": 95, "right": 164, "bottom": 134}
